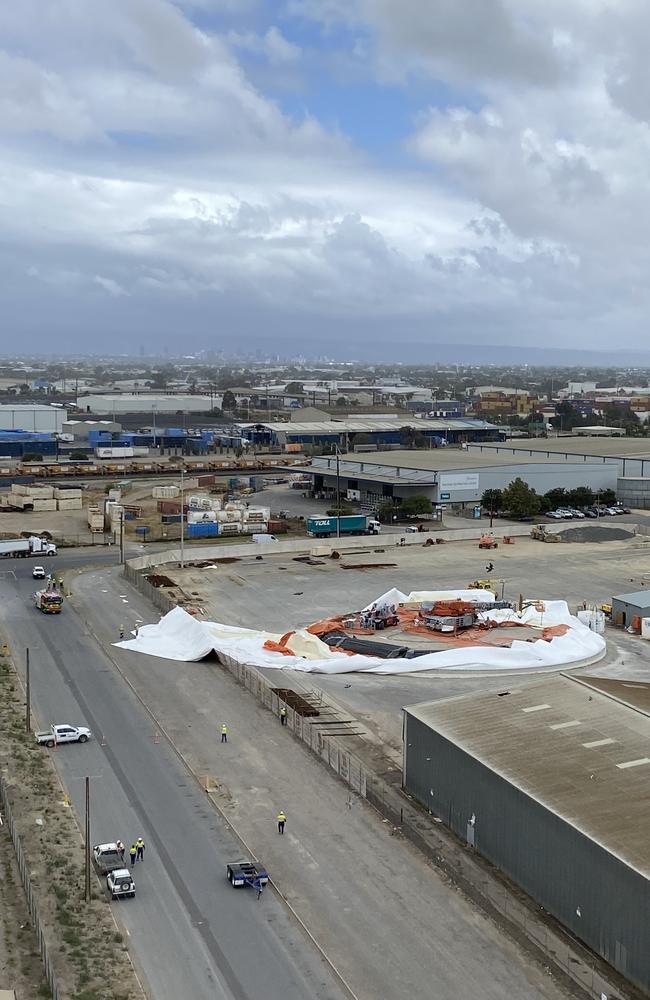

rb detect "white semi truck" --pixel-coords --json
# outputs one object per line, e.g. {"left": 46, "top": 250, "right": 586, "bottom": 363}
{"left": 0, "top": 536, "right": 57, "bottom": 558}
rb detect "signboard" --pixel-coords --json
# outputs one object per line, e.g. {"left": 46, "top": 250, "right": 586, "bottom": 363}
{"left": 346, "top": 489, "right": 361, "bottom": 501}
{"left": 439, "top": 473, "right": 480, "bottom": 493}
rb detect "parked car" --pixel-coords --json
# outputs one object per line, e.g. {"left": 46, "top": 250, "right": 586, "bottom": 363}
{"left": 555, "top": 509, "right": 574, "bottom": 519}
{"left": 584, "top": 509, "right": 598, "bottom": 518}
{"left": 107, "top": 868, "right": 135, "bottom": 899}
{"left": 32, "top": 565, "right": 46, "bottom": 579}
{"left": 567, "top": 508, "right": 585, "bottom": 519}
{"left": 546, "top": 511, "right": 564, "bottom": 519}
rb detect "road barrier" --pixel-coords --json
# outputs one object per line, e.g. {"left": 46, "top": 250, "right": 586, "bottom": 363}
{"left": 0, "top": 773, "right": 60, "bottom": 1000}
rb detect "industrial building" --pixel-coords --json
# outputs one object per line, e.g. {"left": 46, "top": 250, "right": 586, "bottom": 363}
{"left": 305, "top": 449, "right": 617, "bottom": 508}
{"left": 0, "top": 403, "right": 67, "bottom": 433}
{"left": 77, "top": 394, "right": 222, "bottom": 415}
{"left": 239, "top": 416, "right": 498, "bottom": 451}
{"left": 467, "top": 436, "right": 650, "bottom": 507}
{"left": 403, "top": 675, "right": 650, "bottom": 993}
{"left": 610, "top": 590, "right": 650, "bottom": 628}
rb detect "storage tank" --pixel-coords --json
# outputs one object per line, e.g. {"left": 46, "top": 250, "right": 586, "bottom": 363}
{"left": 216, "top": 509, "right": 242, "bottom": 523}
{"left": 577, "top": 610, "right": 606, "bottom": 633}
{"left": 188, "top": 494, "right": 212, "bottom": 510}
{"left": 187, "top": 510, "right": 217, "bottom": 524}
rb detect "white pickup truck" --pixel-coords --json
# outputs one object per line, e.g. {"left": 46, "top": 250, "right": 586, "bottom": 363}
{"left": 35, "top": 724, "right": 92, "bottom": 748}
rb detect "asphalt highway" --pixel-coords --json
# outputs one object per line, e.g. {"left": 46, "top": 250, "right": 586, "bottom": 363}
{"left": 0, "top": 553, "right": 346, "bottom": 1000}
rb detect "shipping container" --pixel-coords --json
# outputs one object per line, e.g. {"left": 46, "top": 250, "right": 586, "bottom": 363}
{"left": 186, "top": 522, "right": 219, "bottom": 538}
{"left": 95, "top": 447, "right": 135, "bottom": 459}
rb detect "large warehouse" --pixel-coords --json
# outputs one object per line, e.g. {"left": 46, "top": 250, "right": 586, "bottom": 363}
{"left": 403, "top": 675, "right": 650, "bottom": 992}
{"left": 0, "top": 403, "right": 67, "bottom": 433}
{"left": 306, "top": 449, "right": 617, "bottom": 508}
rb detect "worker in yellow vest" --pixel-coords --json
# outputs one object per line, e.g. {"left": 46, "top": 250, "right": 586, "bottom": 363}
{"left": 221, "top": 724, "right": 228, "bottom": 743}
{"left": 277, "top": 810, "right": 286, "bottom": 835}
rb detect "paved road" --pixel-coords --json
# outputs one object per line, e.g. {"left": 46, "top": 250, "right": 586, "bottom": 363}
{"left": 0, "top": 556, "right": 346, "bottom": 1000}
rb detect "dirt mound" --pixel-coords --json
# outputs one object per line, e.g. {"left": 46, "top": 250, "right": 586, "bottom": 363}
{"left": 558, "top": 525, "right": 634, "bottom": 543}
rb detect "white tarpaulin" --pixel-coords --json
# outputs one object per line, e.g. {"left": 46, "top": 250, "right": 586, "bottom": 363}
{"left": 116, "top": 592, "right": 606, "bottom": 674}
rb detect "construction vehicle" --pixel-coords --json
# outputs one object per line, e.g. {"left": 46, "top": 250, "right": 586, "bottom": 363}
{"left": 33, "top": 586, "right": 63, "bottom": 614}
{"left": 478, "top": 535, "right": 498, "bottom": 549}
{"left": 468, "top": 579, "right": 498, "bottom": 597}
{"left": 530, "top": 525, "right": 561, "bottom": 543}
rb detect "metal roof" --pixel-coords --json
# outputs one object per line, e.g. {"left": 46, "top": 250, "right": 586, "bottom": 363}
{"left": 238, "top": 418, "right": 496, "bottom": 434}
{"left": 612, "top": 590, "right": 650, "bottom": 608}
{"left": 312, "top": 449, "right": 607, "bottom": 473}
{"left": 405, "top": 675, "right": 650, "bottom": 881}
{"left": 468, "top": 437, "right": 650, "bottom": 459}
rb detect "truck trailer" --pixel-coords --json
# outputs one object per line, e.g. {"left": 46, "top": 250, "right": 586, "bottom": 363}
{"left": 0, "top": 536, "right": 57, "bottom": 558}
{"left": 306, "top": 515, "right": 381, "bottom": 538}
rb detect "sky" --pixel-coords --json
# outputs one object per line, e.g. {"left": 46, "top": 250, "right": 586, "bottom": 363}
{"left": 3, "top": 0, "right": 650, "bottom": 360}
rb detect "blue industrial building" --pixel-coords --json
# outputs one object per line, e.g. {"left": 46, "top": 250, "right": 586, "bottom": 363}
{"left": 0, "top": 429, "right": 58, "bottom": 457}
{"left": 87, "top": 428, "right": 215, "bottom": 452}
{"left": 239, "top": 417, "right": 497, "bottom": 451}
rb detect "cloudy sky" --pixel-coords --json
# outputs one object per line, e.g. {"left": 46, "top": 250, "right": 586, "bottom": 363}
{"left": 3, "top": 0, "right": 650, "bottom": 359}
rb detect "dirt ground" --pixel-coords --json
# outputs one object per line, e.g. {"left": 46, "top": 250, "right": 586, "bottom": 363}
{"left": 0, "top": 824, "right": 50, "bottom": 999}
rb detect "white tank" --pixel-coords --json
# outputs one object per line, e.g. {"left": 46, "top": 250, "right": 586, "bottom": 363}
{"left": 577, "top": 610, "right": 606, "bottom": 633}
{"left": 642, "top": 617, "right": 650, "bottom": 639}
{"left": 187, "top": 510, "right": 217, "bottom": 524}
{"left": 187, "top": 494, "right": 212, "bottom": 510}
{"left": 216, "top": 510, "right": 242, "bottom": 523}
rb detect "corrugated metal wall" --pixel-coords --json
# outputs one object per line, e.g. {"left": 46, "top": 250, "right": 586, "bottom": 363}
{"left": 404, "top": 711, "right": 650, "bottom": 993}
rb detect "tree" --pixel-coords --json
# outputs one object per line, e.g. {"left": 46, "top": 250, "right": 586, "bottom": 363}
{"left": 335, "top": 396, "right": 347, "bottom": 407}
{"left": 567, "top": 486, "right": 594, "bottom": 508}
{"left": 70, "top": 449, "right": 87, "bottom": 460}
{"left": 501, "top": 478, "right": 541, "bottom": 519}
{"left": 544, "top": 487, "right": 569, "bottom": 510}
{"left": 600, "top": 488, "right": 616, "bottom": 506}
{"left": 481, "top": 489, "right": 503, "bottom": 513}
{"left": 22, "top": 453, "right": 43, "bottom": 462}
{"left": 377, "top": 501, "right": 400, "bottom": 522}
{"left": 285, "top": 382, "right": 304, "bottom": 395}
{"left": 222, "top": 390, "right": 236, "bottom": 411}
{"left": 401, "top": 495, "right": 432, "bottom": 516}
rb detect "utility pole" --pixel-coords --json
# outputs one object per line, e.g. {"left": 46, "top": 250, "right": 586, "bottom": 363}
{"left": 25, "top": 648, "right": 30, "bottom": 733}
{"left": 335, "top": 446, "right": 341, "bottom": 539}
{"left": 85, "top": 777, "right": 91, "bottom": 902}
{"left": 119, "top": 509, "right": 125, "bottom": 565}
{"left": 180, "top": 467, "right": 185, "bottom": 569}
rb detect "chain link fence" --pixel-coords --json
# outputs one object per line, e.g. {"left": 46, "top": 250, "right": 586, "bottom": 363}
{"left": 0, "top": 773, "right": 60, "bottom": 1000}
